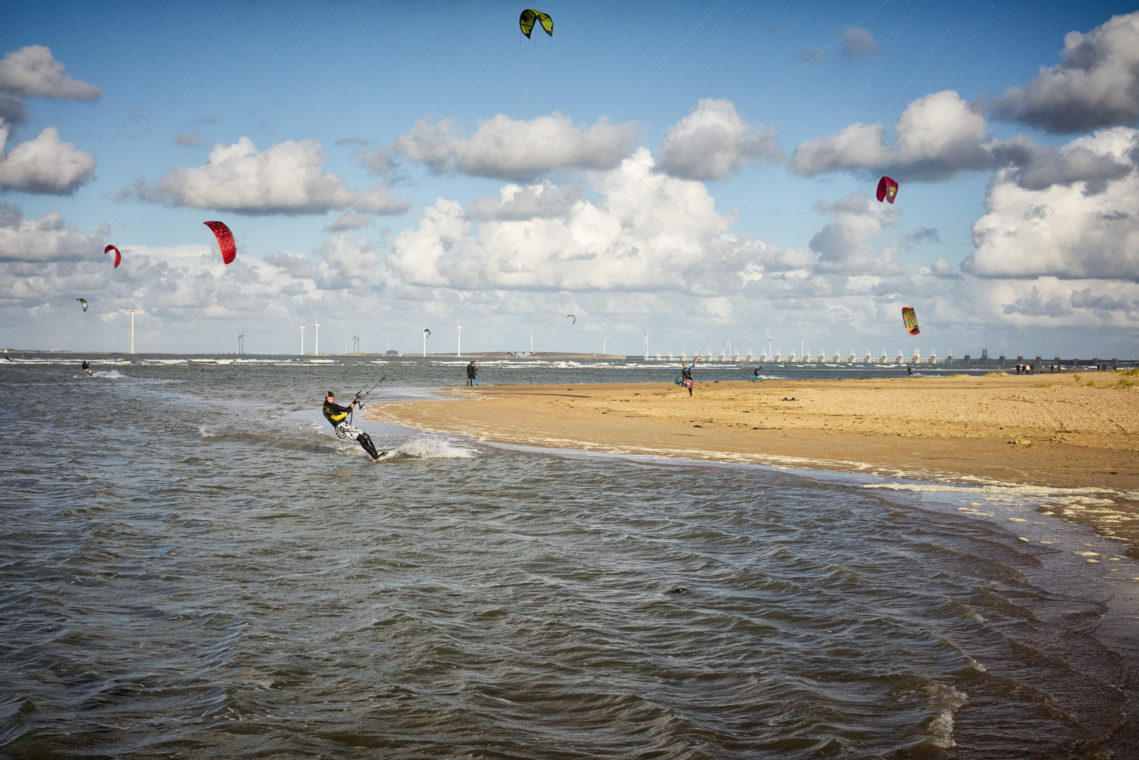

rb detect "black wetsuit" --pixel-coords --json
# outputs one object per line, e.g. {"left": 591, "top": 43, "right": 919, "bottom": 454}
{"left": 681, "top": 365, "right": 694, "bottom": 395}
{"left": 322, "top": 397, "right": 381, "bottom": 459}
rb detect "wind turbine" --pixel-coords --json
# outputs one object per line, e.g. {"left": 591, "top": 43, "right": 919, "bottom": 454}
{"left": 314, "top": 322, "right": 320, "bottom": 356}
{"left": 766, "top": 330, "right": 772, "bottom": 361}
{"left": 643, "top": 331, "right": 649, "bottom": 359}
{"left": 528, "top": 330, "right": 534, "bottom": 355}
{"left": 602, "top": 335, "right": 608, "bottom": 355}
{"left": 456, "top": 322, "right": 462, "bottom": 357}
{"left": 299, "top": 325, "right": 305, "bottom": 355}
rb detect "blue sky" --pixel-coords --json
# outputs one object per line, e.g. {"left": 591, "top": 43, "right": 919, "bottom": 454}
{"left": 3, "top": 0, "right": 1138, "bottom": 358}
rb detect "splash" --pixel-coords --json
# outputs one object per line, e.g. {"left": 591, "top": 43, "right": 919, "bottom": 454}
{"left": 376, "top": 435, "right": 476, "bottom": 462}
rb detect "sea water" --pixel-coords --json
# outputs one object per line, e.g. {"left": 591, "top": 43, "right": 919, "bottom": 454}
{"left": 2, "top": 355, "right": 1136, "bottom": 758}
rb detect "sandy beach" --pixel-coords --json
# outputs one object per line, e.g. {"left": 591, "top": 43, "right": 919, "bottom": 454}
{"left": 369, "top": 371, "right": 1139, "bottom": 553}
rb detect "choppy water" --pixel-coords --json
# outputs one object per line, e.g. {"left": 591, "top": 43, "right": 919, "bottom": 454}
{"left": 2, "top": 355, "right": 1137, "bottom": 758}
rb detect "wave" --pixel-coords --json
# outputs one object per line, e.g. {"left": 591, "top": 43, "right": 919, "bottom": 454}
{"left": 377, "top": 435, "right": 476, "bottom": 463}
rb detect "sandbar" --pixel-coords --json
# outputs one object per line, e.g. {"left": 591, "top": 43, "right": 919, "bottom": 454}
{"left": 367, "top": 372, "right": 1139, "bottom": 554}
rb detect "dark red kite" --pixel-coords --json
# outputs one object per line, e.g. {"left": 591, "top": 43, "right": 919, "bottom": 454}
{"left": 104, "top": 244, "right": 121, "bottom": 268}
{"left": 203, "top": 221, "right": 236, "bottom": 264}
{"left": 876, "top": 176, "right": 899, "bottom": 204}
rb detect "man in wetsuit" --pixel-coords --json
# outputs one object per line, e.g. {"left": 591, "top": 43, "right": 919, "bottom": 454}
{"left": 681, "top": 362, "right": 694, "bottom": 396}
{"left": 81, "top": 360, "right": 93, "bottom": 376}
{"left": 322, "top": 391, "right": 382, "bottom": 459}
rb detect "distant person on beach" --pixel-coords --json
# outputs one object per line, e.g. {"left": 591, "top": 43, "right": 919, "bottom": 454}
{"left": 907, "top": 365, "right": 913, "bottom": 376}
{"left": 81, "top": 360, "right": 92, "bottom": 376}
{"left": 322, "top": 391, "right": 382, "bottom": 459}
{"left": 466, "top": 360, "right": 479, "bottom": 386}
{"left": 751, "top": 367, "right": 762, "bottom": 381}
{"left": 680, "top": 362, "right": 694, "bottom": 396}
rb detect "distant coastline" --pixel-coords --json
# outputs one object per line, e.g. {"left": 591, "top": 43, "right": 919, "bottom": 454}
{"left": 4, "top": 347, "right": 1135, "bottom": 370}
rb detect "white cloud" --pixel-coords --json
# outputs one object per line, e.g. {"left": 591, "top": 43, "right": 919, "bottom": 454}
{"left": 654, "top": 99, "right": 781, "bottom": 181}
{"left": 992, "top": 134, "right": 1133, "bottom": 193}
{"left": 378, "top": 112, "right": 638, "bottom": 181}
{"left": 0, "top": 125, "right": 96, "bottom": 194}
{"left": 0, "top": 45, "right": 101, "bottom": 100}
{"left": 981, "top": 277, "right": 1139, "bottom": 327}
{"left": 388, "top": 148, "right": 749, "bottom": 293}
{"left": 136, "top": 137, "right": 409, "bottom": 215}
{"left": 466, "top": 181, "right": 581, "bottom": 221}
{"left": 988, "top": 11, "right": 1139, "bottom": 134}
{"left": 323, "top": 212, "right": 373, "bottom": 232}
{"left": 0, "top": 206, "right": 103, "bottom": 262}
{"left": 808, "top": 192, "right": 901, "bottom": 274}
{"left": 965, "top": 127, "right": 1139, "bottom": 281}
{"left": 313, "top": 231, "right": 384, "bottom": 290}
{"left": 791, "top": 90, "right": 992, "bottom": 179}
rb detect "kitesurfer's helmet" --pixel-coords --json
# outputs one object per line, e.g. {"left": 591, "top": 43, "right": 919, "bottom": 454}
{"left": 326, "top": 391, "right": 334, "bottom": 397}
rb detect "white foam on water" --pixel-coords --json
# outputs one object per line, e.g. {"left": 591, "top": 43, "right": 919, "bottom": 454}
{"left": 377, "top": 435, "right": 477, "bottom": 462}
{"left": 925, "top": 682, "right": 969, "bottom": 749}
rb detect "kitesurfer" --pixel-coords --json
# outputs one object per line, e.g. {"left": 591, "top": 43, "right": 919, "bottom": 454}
{"left": 82, "top": 360, "right": 92, "bottom": 376}
{"left": 681, "top": 362, "right": 694, "bottom": 396}
{"left": 466, "top": 360, "right": 479, "bottom": 386}
{"left": 322, "top": 391, "right": 382, "bottom": 459}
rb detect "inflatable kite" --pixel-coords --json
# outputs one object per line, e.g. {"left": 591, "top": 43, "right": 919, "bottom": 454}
{"left": 876, "top": 176, "right": 899, "bottom": 204}
{"left": 104, "top": 244, "right": 121, "bottom": 268}
{"left": 520, "top": 9, "right": 553, "bottom": 38}
{"left": 204, "top": 221, "right": 236, "bottom": 264}
{"left": 566, "top": 314, "right": 576, "bottom": 324}
{"left": 76, "top": 298, "right": 88, "bottom": 312}
{"left": 902, "top": 306, "right": 919, "bottom": 335}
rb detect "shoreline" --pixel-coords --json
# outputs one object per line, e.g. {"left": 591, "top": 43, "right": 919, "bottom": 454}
{"left": 367, "top": 373, "right": 1139, "bottom": 555}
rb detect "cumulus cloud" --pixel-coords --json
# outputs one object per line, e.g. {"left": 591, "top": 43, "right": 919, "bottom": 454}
{"left": 323, "top": 212, "right": 373, "bottom": 232}
{"left": 654, "top": 99, "right": 781, "bottom": 181}
{"left": 373, "top": 112, "right": 638, "bottom": 181}
{"left": 465, "top": 181, "right": 581, "bottom": 221}
{"left": 0, "top": 206, "right": 104, "bottom": 262}
{"left": 988, "top": 11, "right": 1139, "bottom": 134}
{"left": 388, "top": 148, "right": 754, "bottom": 293}
{"left": 313, "top": 231, "right": 384, "bottom": 290}
{"left": 0, "top": 45, "right": 100, "bottom": 100}
{"left": 992, "top": 132, "right": 1135, "bottom": 195}
{"left": 808, "top": 192, "right": 901, "bottom": 274}
{"left": 131, "top": 137, "right": 409, "bottom": 215}
{"left": 791, "top": 90, "right": 992, "bottom": 180}
{"left": 0, "top": 94, "right": 27, "bottom": 127}
{"left": 965, "top": 127, "right": 1139, "bottom": 280}
{"left": 0, "top": 125, "right": 95, "bottom": 194}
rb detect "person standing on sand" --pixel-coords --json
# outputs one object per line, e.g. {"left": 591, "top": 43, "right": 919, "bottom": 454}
{"left": 466, "top": 360, "right": 479, "bottom": 386}
{"left": 681, "top": 362, "right": 694, "bottom": 396}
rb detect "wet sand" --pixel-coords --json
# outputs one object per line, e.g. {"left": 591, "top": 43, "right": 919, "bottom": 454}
{"left": 368, "top": 372, "right": 1139, "bottom": 554}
